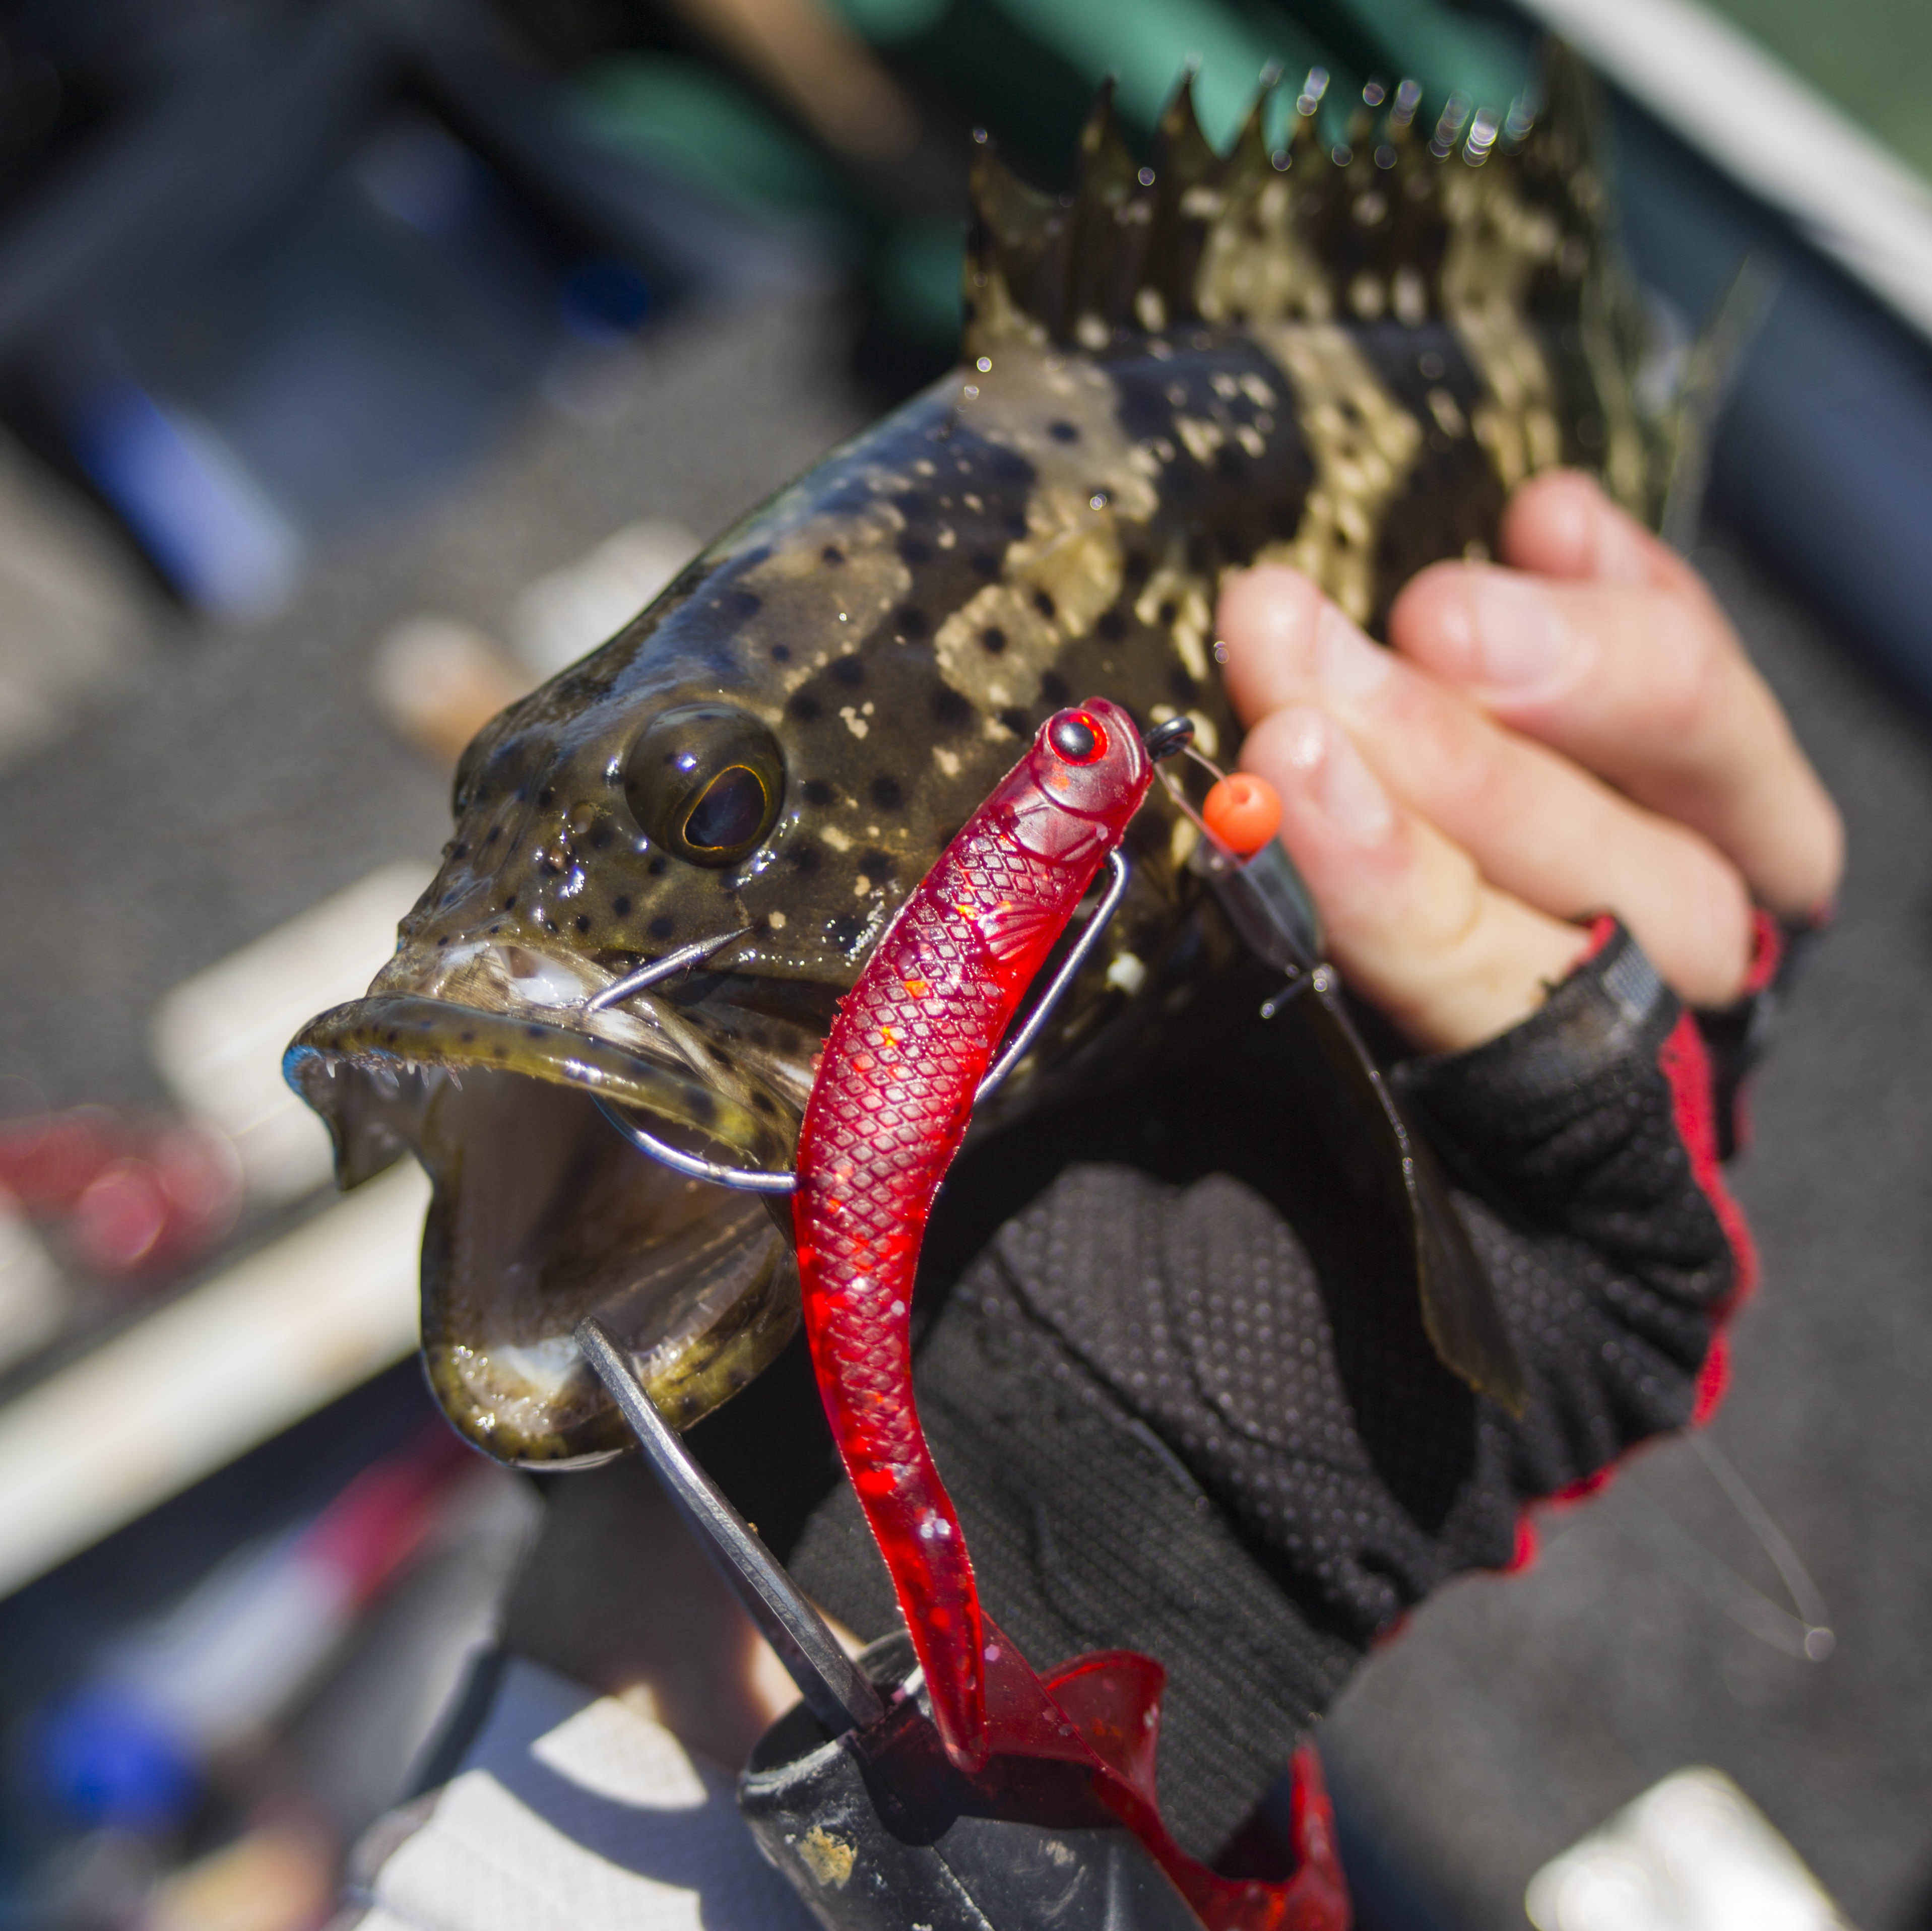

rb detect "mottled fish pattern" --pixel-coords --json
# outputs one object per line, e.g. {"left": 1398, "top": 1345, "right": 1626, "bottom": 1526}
{"left": 289, "top": 47, "right": 1686, "bottom": 1463}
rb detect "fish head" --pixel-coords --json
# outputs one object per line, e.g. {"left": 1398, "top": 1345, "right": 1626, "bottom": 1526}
{"left": 287, "top": 536, "right": 944, "bottom": 1463}
{"left": 287, "top": 370, "right": 1213, "bottom": 1465}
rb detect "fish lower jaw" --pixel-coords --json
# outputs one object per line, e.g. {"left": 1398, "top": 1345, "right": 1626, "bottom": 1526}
{"left": 285, "top": 996, "right": 805, "bottom": 1464}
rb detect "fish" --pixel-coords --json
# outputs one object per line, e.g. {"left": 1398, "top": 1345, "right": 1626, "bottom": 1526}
{"left": 287, "top": 44, "right": 1689, "bottom": 1465}
{"left": 794, "top": 697, "right": 1154, "bottom": 1771}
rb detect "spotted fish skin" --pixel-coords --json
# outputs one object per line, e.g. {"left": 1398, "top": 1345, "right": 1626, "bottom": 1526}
{"left": 289, "top": 45, "right": 1688, "bottom": 1464}
{"left": 393, "top": 49, "right": 1667, "bottom": 1002}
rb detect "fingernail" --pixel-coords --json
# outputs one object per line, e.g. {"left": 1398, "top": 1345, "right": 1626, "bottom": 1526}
{"left": 1517, "top": 474, "right": 1652, "bottom": 585}
{"left": 1535, "top": 472, "right": 1595, "bottom": 571}
{"left": 1554, "top": 476, "right": 1651, "bottom": 586}
{"left": 1281, "top": 709, "right": 1394, "bottom": 843}
{"left": 1466, "top": 576, "right": 1572, "bottom": 688}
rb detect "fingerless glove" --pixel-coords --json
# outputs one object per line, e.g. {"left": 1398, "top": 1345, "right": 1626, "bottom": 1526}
{"left": 788, "top": 924, "right": 1759, "bottom": 1856}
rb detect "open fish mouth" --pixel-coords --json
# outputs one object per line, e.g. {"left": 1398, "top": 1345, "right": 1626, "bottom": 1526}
{"left": 286, "top": 945, "right": 821, "bottom": 1465}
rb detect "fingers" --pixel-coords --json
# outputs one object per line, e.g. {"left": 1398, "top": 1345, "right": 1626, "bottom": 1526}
{"left": 1498, "top": 468, "right": 1687, "bottom": 589}
{"left": 501, "top": 1458, "right": 799, "bottom": 1766}
{"left": 1219, "top": 564, "right": 1758, "bottom": 1007}
{"left": 1239, "top": 704, "right": 1590, "bottom": 1053}
{"left": 1391, "top": 473, "right": 1843, "bottom": 919}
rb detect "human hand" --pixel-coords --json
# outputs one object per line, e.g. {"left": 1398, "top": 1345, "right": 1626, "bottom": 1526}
{"left": 1216, "top": 471, "right": 1843, "bottom": 1054}
{"left": 498, "top": 1459, "right": 808, "bottom": 1768}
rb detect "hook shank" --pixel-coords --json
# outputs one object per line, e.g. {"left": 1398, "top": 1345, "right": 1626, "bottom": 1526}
{"left": 575, "top": 1316, "right": 887, "bottom": 1734}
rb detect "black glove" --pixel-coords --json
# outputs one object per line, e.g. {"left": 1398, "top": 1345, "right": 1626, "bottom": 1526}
{"left": 1694, "top": 909, "right": 1825, "bottom": 1162}
{"left": 782, "top": 923, "right": 1762, "bottom": 1858}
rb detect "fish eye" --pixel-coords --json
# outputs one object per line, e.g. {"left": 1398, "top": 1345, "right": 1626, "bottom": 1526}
{"left": 622, "top": 704, "right": 785, "bottom": 866}
{"left": 1046, "top": 709, "right": 1107, "bottom": 764}
{"left": 684, "top": 765, "right": 767, "bottom": 849}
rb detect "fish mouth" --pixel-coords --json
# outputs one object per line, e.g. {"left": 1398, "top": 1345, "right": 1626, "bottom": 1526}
{"left": 286, "top": 942, "right": 824, "bottom": 1466}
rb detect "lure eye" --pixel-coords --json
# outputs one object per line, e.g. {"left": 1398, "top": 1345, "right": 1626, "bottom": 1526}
{"left": 1047, "top": 709, "right": 1107, "bottom": 764}
{"left": 623, "top": 703, "right": 785, "bottom": 866}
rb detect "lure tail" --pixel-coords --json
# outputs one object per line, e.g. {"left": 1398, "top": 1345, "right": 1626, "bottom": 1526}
{"left": 792, "top": 1204, "right": 990, "bottom": 1769}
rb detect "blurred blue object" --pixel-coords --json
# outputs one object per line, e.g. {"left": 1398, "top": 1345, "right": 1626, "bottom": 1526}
{"left": 1714, "top": 275, "right": 1932, "bottom": 713}
{"left": 561, "top": 258, "right": 653, "bottom": 341}
{"left": 19, "top": 1426, "right": 474, "bottom": 1837}
{"left": 28, "top": 1687, "right": 198, "bottom": 1835}
{"left": 69, "top": 382, "right": 305, "bottom": 622}
{"left": 0, "top": 0, "right": 821, "bottom": 619}
{"left": 50, "top": 104, "right": 607, "bottom": 618}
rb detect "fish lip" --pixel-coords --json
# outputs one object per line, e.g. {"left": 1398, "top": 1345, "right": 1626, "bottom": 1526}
{"left": 285, "top": 978, "right": 807, "bottom": 1468}
{"left": 286, "top": 992, "right": 799, "bottom": 1180}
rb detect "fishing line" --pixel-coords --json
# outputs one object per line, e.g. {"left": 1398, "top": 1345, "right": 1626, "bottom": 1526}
{"left": 1684, "top": 1430, "right": 1834, "bottom": 1652}
{"left": 1602, "top": 1434, "right": 1834, "bottom": 1662}
{"left": 1155, "top": 743, "right": 1240, "bottom": 855}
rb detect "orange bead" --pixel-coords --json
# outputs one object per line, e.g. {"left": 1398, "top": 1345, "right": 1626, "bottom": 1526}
{"left": 1202, "top": 773, "right": 1282, "bottom": 855}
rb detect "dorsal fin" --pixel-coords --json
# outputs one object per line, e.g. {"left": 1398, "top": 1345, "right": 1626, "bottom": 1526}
{"left": 1075, "top": 74, "right": 1139, "bottom": 198}
{"left": 1155, "top": 68, "right": 1216, "bottom": 185}
{"left": 960, "top": 44, "right": 1627, "bottom": 358}
{"left": 1136, "top": 71, "right": 1220, "bottom": 335}
{"left": 1064, "top": 78, "right": 1150, "bottom": 349}
{"left": 1222, "top": 80, "right": 1279, "bottom": 192}
{"left": 1196, "top": 85, "right": 1319, "bottom": 327}
{"left": 962, "top": 131, "right": 1065, "bottom": 355}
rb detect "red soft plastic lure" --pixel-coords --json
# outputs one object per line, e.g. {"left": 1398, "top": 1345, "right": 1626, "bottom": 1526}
{"left": 793, "top": 699, "right": 1150, "bottom": 1771}
{"left": 793, "top": 700, "right": 1348, "bottom": 1928}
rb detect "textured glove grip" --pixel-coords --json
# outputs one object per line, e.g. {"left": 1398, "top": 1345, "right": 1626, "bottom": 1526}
{"left": 794, "top": 925, "right": 1747, "bottom": 1857}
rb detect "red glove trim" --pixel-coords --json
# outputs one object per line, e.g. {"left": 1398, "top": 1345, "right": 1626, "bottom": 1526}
{"left": 1504, "top": 1514, "right": 1540, "bottom": 1573}
{"left": 1658, "top": 1010, "right": 1759, "bottom": 1322}
{"left": 1740, "top": 908, "right": 1785, "bottom": 999}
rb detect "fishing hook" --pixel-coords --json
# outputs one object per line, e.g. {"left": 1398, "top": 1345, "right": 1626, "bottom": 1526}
{"left": 587, "top": 922, "right": 797, "bottom": 1190}
{"left": 594, "top": 1095, "right": 800, "bottom": 1194}
{"left": 975, "top": 847, "right": 1132, "bottom": 1105}
{"left": 575, "top": 1315, "right": 887, "bottom": 1734}
{"left": 584, "top": 925, "right": 753, "bottom": 1013}
{"left": 590, "top": 850, "right": 1133, "bottom": 1192}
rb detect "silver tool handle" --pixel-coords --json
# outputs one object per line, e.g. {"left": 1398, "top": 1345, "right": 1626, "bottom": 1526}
{"left": 575, "top": 1316, "right": 886, "bottom": 1735}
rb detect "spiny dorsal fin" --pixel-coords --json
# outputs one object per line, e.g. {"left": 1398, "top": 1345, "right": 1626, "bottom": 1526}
{"left": 1065, "top": 77, "right": 1150, "bottom": 349}
{"left": 1155, "top": 68, "right": 1216, "bottom": 186}
{"left": 1222, "top": 79, "right": 1279, "bottom": 189}
{"left": 1196, "top": 83, "right": 1324, "bottom": 327}
{"left": 960, "top": 45, "right": 1626, "bottom": 356}
{"left": 962, "top": 130, "right": 1064, "bottom": 355}
{"left": 1136, "top": 70, "right": 1221, "bottom": 335}
{"left": 1286, "top": 67, "right": 1328, "bottom": 158}
{"left": 1075, "top": 74, "right": 1138, "bottom": 202}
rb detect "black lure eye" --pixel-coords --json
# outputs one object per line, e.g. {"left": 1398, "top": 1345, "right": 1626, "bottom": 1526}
{"left": 622, "top": 704, "right": 785, "bottom": 866}
{"left": 1047, "top": 709, "right": 1107, "bottom": 764}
